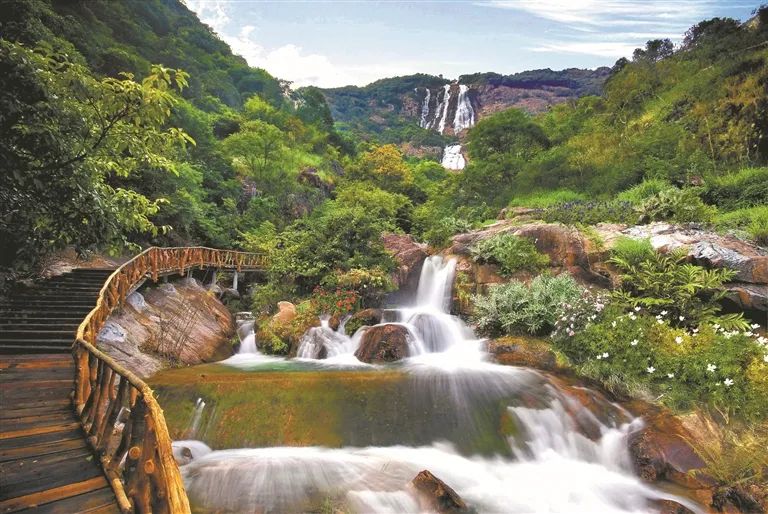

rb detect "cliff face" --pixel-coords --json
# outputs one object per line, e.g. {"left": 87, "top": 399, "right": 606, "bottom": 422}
{"left": 322, "top": 67, "right": 611, "bottom": 167}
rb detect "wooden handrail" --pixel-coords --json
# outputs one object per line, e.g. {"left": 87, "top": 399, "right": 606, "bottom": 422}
{"left": 71, "top": 247, "right": 267, "bottom": 514}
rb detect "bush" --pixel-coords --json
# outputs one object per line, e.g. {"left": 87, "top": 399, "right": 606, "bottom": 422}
{"left": 638, "top": 187, "right": 717, "bottom": 224}
{"left": 539, "top": 201, "right": 638, "bottom": 225}
{"left": 321, "top": 268, "right": 394, "bottom": 305}
{"left": 703, "top": 167, "right": 768, "bottom": 211}
{"left": 610, "top": 237, "right": 655, "bottom": 268}
{"left": 420, "top": 216, "right": 472, "bottom": 248}
{"left": 716, "top": 206, "right": 768, "bottom": 246}
{"left": 552, "top": 306, "right": 768, "bottom": 419}
{"left": 610, "top": 248, "right": 748, "bottom": 330}
{"left": 508, "top": 189, "right": 587, "bottom": 209}
{"left": 472, "top": 274, "right": 584, "bottom": 336}
{"left": 616, "top": 179, "right": 673, "bottom": 204}
{"left": 470, "top": 233, "right": 550, "bottom": 276}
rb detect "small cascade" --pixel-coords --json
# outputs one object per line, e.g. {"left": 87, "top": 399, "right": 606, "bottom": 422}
{"left": 436, "top": 84, "right": 452, "bottom": 134}
{"left": 452, "top": 84, "right": 475, "bottom": 133}
{"left": 186, "top": 397, "right": 206, "bottom": 437}
{"left": 296, "top": 316, "right": 359, "bottom": 359}
{"left": 441, "top": 144, "right": 465, "bottom": 170}
{"left": 414, "top": 256, "right": 456, "bottom": 311}
{"left": 238, "top": 329, "right": 257, "bottom": 354}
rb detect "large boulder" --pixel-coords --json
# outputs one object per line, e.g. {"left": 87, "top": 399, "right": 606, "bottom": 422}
{"left": 381, "top": 233, "right": 428, "bottom": 294}
{"left": 272, "top": 301, "right": 297, "bottom": 324}
{"left": 411, "top": 470, "right": 471, "bottom": 513}
{"left": 487, "top": 336, "right": 557, "bottom": 371}
{"left": 354, "top": 323, "right": 410, "bottom": 363}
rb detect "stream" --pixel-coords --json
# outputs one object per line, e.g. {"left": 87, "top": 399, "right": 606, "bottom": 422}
{"left": 151, "top": 257, "right": 701, "bottom": 513}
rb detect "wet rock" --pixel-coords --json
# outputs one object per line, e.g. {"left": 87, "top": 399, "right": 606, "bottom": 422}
{"left": 381, "top": 233, "right": 428, "bottom": 293}
{"left": 487, "top": 336, "right": 556, "bottom": 371}
{"left": 627, "top": 406, "right": 711, "bottom": 490}
{"left": 712, "top": 487, "right": 765, "bottom": 514}
{"left": 222, "top": 287, "right": 240, "bottom": 299}
{"left": 98, "top": 321, "right": 126, "bottom": 344}
{"left": 345, "top": 308, "right": 383, "bottom": 335}
{"left": 354, "top": 323, "right": 410, "bottom": 363}
{"left": 126, "top": 292, "right": 146, "bottom": 312}
{"left": 652, "top": 499, "right": 697, "bottom": 514}
{"left": 272, "top": 301, "right": 297, "bottom": 324}
{"left": 411, "top": 470, "right": 471, "bottom": 513}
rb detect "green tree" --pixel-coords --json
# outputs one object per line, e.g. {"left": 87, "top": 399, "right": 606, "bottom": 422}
{"left": 0, "top": 40, "right": 192, "bottom": 268}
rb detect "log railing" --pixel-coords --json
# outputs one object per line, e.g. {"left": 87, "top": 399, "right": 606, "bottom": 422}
{"left": 72, "top": 247, "right": 267, "bottom": 514}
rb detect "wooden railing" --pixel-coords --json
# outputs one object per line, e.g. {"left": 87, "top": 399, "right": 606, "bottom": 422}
{"left": 72, "top": 247, "right": 267, "bottom": 514}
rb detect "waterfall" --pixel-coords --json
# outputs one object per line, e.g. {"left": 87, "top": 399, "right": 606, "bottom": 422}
{"left": 418, "top": 87, "right": 431, "bottom": 128}
{"left": 436, "top": 84, "right": 452, "bottom": 134}
{"left": 178, "top": 256, "right": 701, "bottom": 514}
{"left": 238, "top": 329, "right": 257, "bottom": 354}
{"left": 186, "top": 397, "right": 206, "bottom": 438}
{"left": 453, "top": 84, "right": 475, "bottom": 133}
{"left": 441, "top": 144, "right": 466, "bottom": 170}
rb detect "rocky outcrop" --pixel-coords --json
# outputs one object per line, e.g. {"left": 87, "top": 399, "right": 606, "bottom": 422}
{"left": 411, "top": 470, "right": 471, "bottom": 513}
{"left": 487, "top": 336, "right": 557, "bottom": 371}
{"left": 354, "top": 323, "right": 410, "bottom": 363}
{"left": 382, "top": 233, "right": 428, "bottom": 294}
{"left": 272, "top": 301, "right": 297, "bottom": 324}
{"left": 621, "top": 223, "right": 768, "bottom": 313}
{"left": 97, "top": 278, "right": 235, "bottom": 378}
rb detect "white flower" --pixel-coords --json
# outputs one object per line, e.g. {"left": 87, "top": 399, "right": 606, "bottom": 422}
{"left": 675, "top": 336, "right": 683, "bottom": 344}
{"left": 634, "top": 306, "right": 641, "bottom": 312}
{"left": 757, "top": 336, "right": 767, "bottom": 345}
{"left": 629, "top": 314, "right": 637, "bottom": 321}
{"left": 713, "top": 323, "right": 721, "bottom": 330}
{"left": 611, "top": 321, "right": 617, "bottom": 328}
{"left": 657, "top": 319, "right": 664, "bottom": 325}
{"left": 667, "top": 373, "right": 675, "bottom": 379}
{"left": 660, "top": 310, "right": 668, "bottom": 316}
{"left": 724, "top": 378, "right": 734, "bottom": 387}
{"left": 596, "top": 354, "right": 603, "bottom": 360}
{"left": 679, "top": 316, "right": 685, "bottom": 321}
{"left": 602, "top": 352, "right": 609, "bottom": 358}
{"left": 567, "top": 330, "right": 575, "bottom": 337}
{"left": 692, "top": 328, "right": 699, "bottom": 333}
{"left": 630, "top": 339, "right": 639, "bottom": 346}
{"left": 707, "top": 363, "right": 717, "bottom": 373}
{"left": 647, "top": 366, "right": 656, "bottom": 374}
{"left": 744, "top": 332, "right": 754, "bottom": 337}
{"left": 763, "top": 354, "right": 768, "bottom": 363}
{"left": 751, "top": 324, "right": 761, "bottom": 330}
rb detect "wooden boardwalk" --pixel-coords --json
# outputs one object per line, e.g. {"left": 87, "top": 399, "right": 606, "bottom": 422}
{"left": 0, "top": 269, "right": 120, "bottom": 513}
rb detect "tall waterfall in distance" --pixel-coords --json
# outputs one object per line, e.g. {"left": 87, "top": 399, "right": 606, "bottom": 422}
{"left": 436, "top": 84, "right": 451, "bottom": 134}
{"left": 418, "top": 88, "right": 431, "bottom": 129}
{"left": 453, "top": 84, "right": 475, "bottom": 133}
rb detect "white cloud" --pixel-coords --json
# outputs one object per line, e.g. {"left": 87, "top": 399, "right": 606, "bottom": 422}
{"left": 184, "top": 0, "right": 230, "bottom": 29}
{"left": 528, "top": 41, "right": 640, "bottom": 57}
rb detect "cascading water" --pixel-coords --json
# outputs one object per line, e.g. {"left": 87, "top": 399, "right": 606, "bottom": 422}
{"left": 453, "top": 84, "right": 475, "bottom": 133}
{"left": 172, "top": 256, "right": 701, "bottom": 513}
{"left": 441, "top": 143, "right": 466, "bottom": 170}
{"left": 436, "top": 84, "right": 452, "bottom": 134}
{"left": 417, "top": 87, "right": 431, "bottom": 129}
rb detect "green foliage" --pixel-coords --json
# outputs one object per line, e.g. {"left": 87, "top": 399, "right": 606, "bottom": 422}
{"left": 472, "top": 274, "right": 584, "bottom": 336}
{"left": 552, "top": 304, "right": 768, "bottom": 419}
{"left": 715, "top": 206, "right": 768, "bottom": 246}
{"left": 616, "top": 179, "right": 673, "bottom": 204}
{"left": 540, "top": 201, "right": 638, "bottom": 225}
{"left": 638, "top": 187, "right": 717, "bottom": 224}
{"left": 470, "top": 233, "right": 550, "bottom": 276}
{"left": 508, "top": 189, "right": 587, "bottom": 209}
{"left": 0, "top": 40, "right": 192, "bottom": 267}
{"left": 335, "top": 183, "right": 413, "bottom": 232}
{"left": 321, "top": 268, "right": 394, "bottom": 305}
{"left": 609, "top": 248, "right": 748, "bottom": 330}
{"left": 688, "top": 428, "right": 768, "bottom": 489}
{"left": 610, "top": 237, "right": 656, "bottom": 268}
{"left": 703, "top": 167, "right": 768, "bottom": 211}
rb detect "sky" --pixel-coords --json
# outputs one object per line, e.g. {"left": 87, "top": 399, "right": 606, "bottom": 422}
{"left": 184, "top": 0, "right": 757, "bottom": 88}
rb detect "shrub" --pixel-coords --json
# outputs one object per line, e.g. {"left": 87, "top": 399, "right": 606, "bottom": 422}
{"left": 703, "top": 167, "right": 768, "bottom": 211}
{"left": 638, "top": 187, "right": 717, "bottom": 224}
{"left": 539, "top": 200, "right": 638, "bottom": 225}
{"left": 508, "top": 189, "right": 587, "bottom": 209}
{"left": 472, "top": 274, "right": 584, "bottom": 336}
{"left": 609, "top": 248, "right": 748, "bottom": 330}
{"left": 552, "top": 306, "right": 768, "bottom": 419}
{"left": 321, "top": 268, "right": 394, "bottom": 305}
{"left": 610, "top": 237, "right": 655, "bottom": 268}
{"left": 470, "top": 233, "right": 550, "bottom": 276}
{"left": 716, "top": 206, "right": 768, "bottom": 247}
{"left": 616, "top": 179, "right": 672, "bottom": 205}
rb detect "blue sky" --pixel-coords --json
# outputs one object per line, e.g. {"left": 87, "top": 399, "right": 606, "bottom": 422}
{"left": 185, "top": 0, "right": 757, "bottom": 88}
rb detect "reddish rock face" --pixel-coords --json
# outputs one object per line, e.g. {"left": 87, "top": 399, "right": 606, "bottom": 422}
{"left": 626, "top": 405, "right": 711, "bottom": 490}
{"left": 345, "top": 308, "right": 383, "bottom": 335}
{"left": 381, "top": 233, "right": 429, "bottom": 292}
{"left": 411, "top": 469, "right": 470, "bottom": 513}
{"left": 272, "top": 301, "right": 297, "bottom": 324}
{"left": 354, "top": 323, "right": 410, "bottom": 363}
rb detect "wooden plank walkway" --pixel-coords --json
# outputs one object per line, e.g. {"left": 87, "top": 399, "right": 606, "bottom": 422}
{"left": 0, "top": 270, "right": 120, "bottom": 513}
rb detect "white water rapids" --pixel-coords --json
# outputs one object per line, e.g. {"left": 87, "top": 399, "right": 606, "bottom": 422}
{"left": 176, "top": 256, "right": 701, "bottom": 513}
